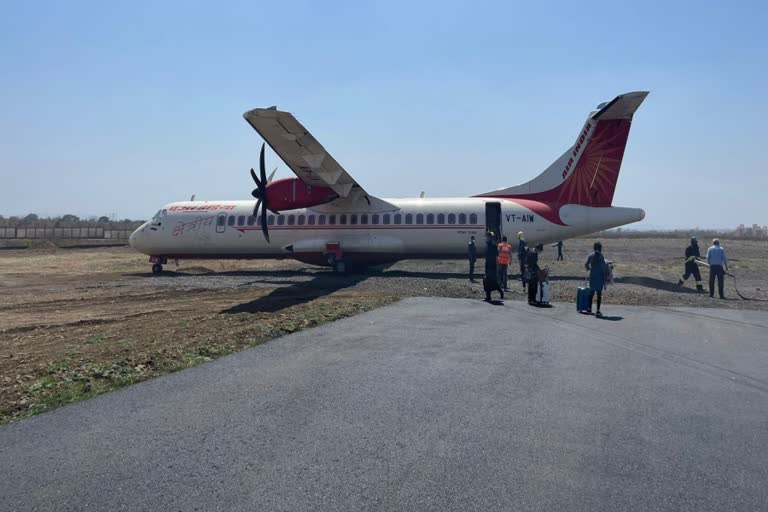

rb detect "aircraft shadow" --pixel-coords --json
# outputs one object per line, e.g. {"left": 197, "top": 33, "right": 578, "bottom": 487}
{"left": 221, "top": 272, "right": 370, "bottom": 314}
{"left": 545, "top": 275, "right": 702, "bottom": 295}
{"left": 614, "top": 276, "right": 702, "bottom": 294}
{"left": 125, "top": 268, "right": 318, "bottom": 279}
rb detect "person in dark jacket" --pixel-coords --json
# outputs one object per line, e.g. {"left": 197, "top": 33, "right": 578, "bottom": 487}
{"left": 526, "top": 244, "right": 542, "bottom": 305}
{"left": 585, "top": 242, "right": 608, "bottom": 317}
{"left": 677, "top": 237, "right": 703, "bottom": 292}
{"left": 467, "top": 235, "right": 477, "bottom": 282}
{"left": 552, "top": 240, "right": 564, "bottom": 261}
{"left": 483, "top": 231, "right": 504, "bottom": 301}
{"left": 517, "top": 231, "right": 528, "bottom": 289}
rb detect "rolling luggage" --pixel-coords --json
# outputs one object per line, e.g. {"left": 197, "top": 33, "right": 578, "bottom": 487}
{"left": 576, "top": 286, "right": 591, "bottom": 312}
{"left": 539, "top": 281, "right": 551, "bottom": 304}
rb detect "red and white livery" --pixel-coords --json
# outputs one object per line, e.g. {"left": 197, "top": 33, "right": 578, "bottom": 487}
{"left": 130, "top": 92, "right": 648, "bottom": 273}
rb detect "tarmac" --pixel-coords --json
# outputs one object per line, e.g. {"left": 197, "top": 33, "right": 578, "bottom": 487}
{"left": 1, "top": 298, "right": 767, "bottom": 511}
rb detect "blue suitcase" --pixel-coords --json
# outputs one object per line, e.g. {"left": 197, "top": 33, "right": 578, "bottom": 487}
{"left": 576, "top": 286, "right": 591, "bottom": 312}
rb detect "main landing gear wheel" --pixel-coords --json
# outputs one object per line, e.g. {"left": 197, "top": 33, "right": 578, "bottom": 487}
{"left": 151, "top": 263, "right": 163, "bottom": 274}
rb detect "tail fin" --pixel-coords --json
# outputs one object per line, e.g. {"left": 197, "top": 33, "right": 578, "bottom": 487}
{"left": 477, "top": 91, "right": 648, "bottom": 207}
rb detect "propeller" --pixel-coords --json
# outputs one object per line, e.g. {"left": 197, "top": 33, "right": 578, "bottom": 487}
{"left": 250, "top": 143, "right": 273, "bottom": 243}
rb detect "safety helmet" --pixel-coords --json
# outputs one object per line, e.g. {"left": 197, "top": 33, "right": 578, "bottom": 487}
{"left": 691, "top": 237, "right": 698, "bottom": 245}
{"left": 712, "top": 238, "right": 720, "bottom": 245}
{"left": 517, "top": 231, "right": 524, "bottom": 238}
{"left": 487, "top": 231, "right": 495, "bottom": 238}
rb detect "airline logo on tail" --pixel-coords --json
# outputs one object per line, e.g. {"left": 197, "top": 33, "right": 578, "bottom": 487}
{"left": 562, "top": 122, "right": 592, "bottom": 180}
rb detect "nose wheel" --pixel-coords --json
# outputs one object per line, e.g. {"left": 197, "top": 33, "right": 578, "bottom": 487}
{"left": 152, "top": 263, "right": 163, "bottom": 274}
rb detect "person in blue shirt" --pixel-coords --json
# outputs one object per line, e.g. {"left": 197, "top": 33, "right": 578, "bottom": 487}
{"left": 706, "top": 238, "right": 728, "bottom": 299}
{"left": 585, "top": 241, "right": 609, "bottom": 317}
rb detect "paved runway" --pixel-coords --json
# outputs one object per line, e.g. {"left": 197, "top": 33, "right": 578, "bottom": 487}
{"left": 2, "top": 298, "right": 768, "bottom": 511}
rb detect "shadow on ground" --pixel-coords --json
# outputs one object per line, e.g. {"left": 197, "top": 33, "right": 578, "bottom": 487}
{"left": 221, "top": 272, "right": 370, "bottom": 314}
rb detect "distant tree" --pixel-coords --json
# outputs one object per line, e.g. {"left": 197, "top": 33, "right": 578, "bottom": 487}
{"left": 60, "top": 214, "right": 80, "bottom": 223}
{"left": 22, "top": 213, "right": 39, "bottom": 224}
{"left": 97, "top": 216, "right": 110, "bottom": 224}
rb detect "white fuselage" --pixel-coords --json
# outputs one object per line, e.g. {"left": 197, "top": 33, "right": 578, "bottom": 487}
{"left": 129, "top": 197, "right": 644, "bottom": 266}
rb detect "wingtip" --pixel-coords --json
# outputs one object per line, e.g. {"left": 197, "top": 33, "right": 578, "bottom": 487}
{"left": 242, "top": 106, "right": 280, "bottom": 120}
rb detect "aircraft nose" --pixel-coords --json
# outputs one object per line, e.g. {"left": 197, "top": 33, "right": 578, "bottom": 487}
{"left": 129, "top": 227, "right": 144, "bottom": 251}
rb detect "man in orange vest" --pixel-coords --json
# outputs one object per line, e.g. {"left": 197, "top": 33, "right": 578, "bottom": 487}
{"left": 497, "top": 236, "right": 512, "bottom": 291}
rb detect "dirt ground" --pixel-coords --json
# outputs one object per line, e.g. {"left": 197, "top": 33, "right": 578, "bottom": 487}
{"left": 1, "top": 237, "right": 767, "bottom": 423}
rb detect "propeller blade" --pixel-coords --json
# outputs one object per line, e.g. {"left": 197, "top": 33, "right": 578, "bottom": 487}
{"left": 267, "top": 167, "right": 277, "bottom": 184}
{"left": 260, "top": 207, "right": 270, "bottom": 243}
{"left": 249, "top": 168, "right": 259, "bottom": 186}
{"left": 259, "top": 143, "right": 267, "bottom": 185}
{"left": 253, "top": 199, "right": 262, "bottom": 218}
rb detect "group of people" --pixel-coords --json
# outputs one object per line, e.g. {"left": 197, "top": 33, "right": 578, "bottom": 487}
{"left": 677, "top": 237, "right": 729, "bottom": 298}
{"left": 468, "top": 231, "right": 733, "bottom": 311}
{"left": 468, "top": 231, "right": 550, "bottom": 305}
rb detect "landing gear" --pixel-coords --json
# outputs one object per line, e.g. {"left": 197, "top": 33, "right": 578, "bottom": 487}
{"left": 149, "top": 256, "right": 167, "bottom": 275}
{"left": 327, "top": 254, "right": 346, "bottom": 274}
{"left": 332, "top": 260, "right": 346, "bottom": 274}
{"left": 325, "top": 242, "right": 346, "bottom": 274}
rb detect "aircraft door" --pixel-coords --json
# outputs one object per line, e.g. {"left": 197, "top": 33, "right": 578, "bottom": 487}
{"left": 216, "top": 213, "right": 227, "bottom": 234}
{"left": 485, "top": 202, "right": 501, "bottom": 242}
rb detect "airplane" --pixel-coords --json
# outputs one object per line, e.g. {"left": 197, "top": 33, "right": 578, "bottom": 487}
{"left": 129, "top": 91, "right": 648, "bottom": 274}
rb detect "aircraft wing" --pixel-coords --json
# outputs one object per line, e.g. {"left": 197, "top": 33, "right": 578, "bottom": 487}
{"left": 243, "top": 108, "right": 367, "bottom": 200}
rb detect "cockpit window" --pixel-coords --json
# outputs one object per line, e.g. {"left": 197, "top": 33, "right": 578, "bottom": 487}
{"left": 151, "top": 210, "right": 162, "bottom": 222}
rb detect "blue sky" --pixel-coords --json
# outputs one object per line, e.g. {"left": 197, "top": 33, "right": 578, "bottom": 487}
{"left": 1, "top": 0, "right": 766, "bottom": 229}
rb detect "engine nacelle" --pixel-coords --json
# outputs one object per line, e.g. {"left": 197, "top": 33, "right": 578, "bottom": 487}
{"left": 266, "top": 178, "right": 338, "bottom": 211}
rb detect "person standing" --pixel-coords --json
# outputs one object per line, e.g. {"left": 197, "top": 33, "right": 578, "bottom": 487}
{"left": 526, "top": 244, "right": 542, "bottom": 305}
{"left": 677, "top": 237, "right": 703, "bottom": 292}
{"left": 467, "top": 235, "right": 477, "bottom": 282}
{"left": 554, "top": 240, "right": 564, "bottom": 261}
{"left": 706, "top": 238, "right": 728, "bottom": 299}
{"left": 496, "top": 236, "right": 512, "bottom": 291}
{"left": 483, "top": 231, "right": 504, "bottom": 301}
{"left": 585, "top": 242, "right": 608, "bottom": 317}
{"left": 517, "top": 231, "right": 528, "bottom": 289}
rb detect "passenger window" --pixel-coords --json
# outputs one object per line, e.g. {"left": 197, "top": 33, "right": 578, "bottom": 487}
{"left": 437, "top": 213, "right": 445, "bottom": 224}
{"left": 360, "top": 214, "right": 368, "bottom": 225}
{"left": 298, "top": 215, "right": 305, "bottom": 225}
{"left": 277, "top": 216, "right": 285, "bottom": 226}
{"left": 448, "top": 213, "right": 456, "bottom": 224}
{"left": 383, "top": 214, "right": 390, "bottom": 225}
{"left": 372, "top": 214, "right": 380, "bottom": 225}
{"left": 308, "top": 215, "right": 316, "bottom": 225}
{"left": 227, "top": 216, "right": 235, "bottom": 227}
{"left": 394, "top": 214, "right": 402, "bottom": 224}
{"left": 247, "top": 215, "right": 256, "bottom": 226}
{"left": 416, "top": 213, "right": 424, "bottom": 224}
{"left": 318, "top": 215, "right": 326, "bottom": 225}
{"left": 329, "top": 215, "right": 336, "bottom": 225}
{"left": 287, "top": 215, "right": 295, "bottom": 226}
{"left": 405, "top": 214, "right": 413, "bottom": 225}
{"left": 268, "top": 215, "right": 275, "bottom": 225}
{"left": 350, "top": 214, "right": 357, "bottom": 225}
{"left": 458, "top": 213, "right": 466, "bottom": 224}
{"left": 238, "top": 215, "right": 245, "bottom": 226}
{"left": 340, "top": 214, "right": 347, "bottom": 225}
{"left": 469, "top": 213, "right": 478, "bottom": 224}
{"left": 427, "top": 213, "right": 435, "bottom": 225}
{"left": 217, "top": 215, "right": 226, "bottom": 227}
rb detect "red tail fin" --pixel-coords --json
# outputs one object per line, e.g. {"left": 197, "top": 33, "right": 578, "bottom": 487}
{"left": 477, "top": 91, "right": 648, "bottom": 207}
